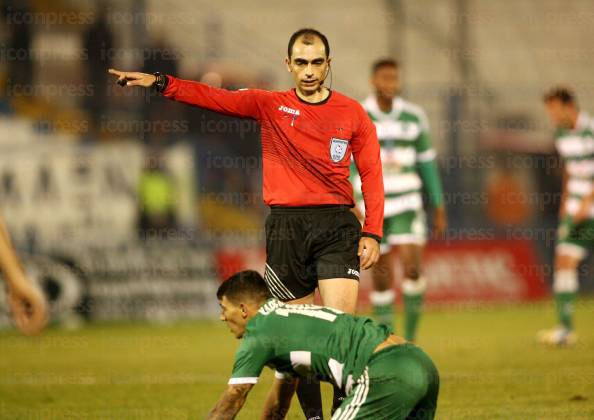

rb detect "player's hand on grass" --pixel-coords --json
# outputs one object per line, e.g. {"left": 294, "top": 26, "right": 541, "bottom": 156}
{"left": 358, "top": 237, "right": 379, "bottom": 269}
{"left": 7, "top": 279, "right": 48, "bottom": 336}
{"left": 432, "top": 206, "right": 447, "bottom": 237}
{"left": 108, "top": 69, "right": 156, "bottom": 87}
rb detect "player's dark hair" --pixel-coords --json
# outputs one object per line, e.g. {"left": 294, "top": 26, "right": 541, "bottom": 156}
{"left": 217, "top": 270, "right": 271, "bottom": 304}
{"left": 543, "top": 86, "right": 576, "bottom": 105}
{"left": 372, "top": 58, "right": 399, "bottom": 74}
{"left": 287, "top": 28, "right": 330, "bottom": 58}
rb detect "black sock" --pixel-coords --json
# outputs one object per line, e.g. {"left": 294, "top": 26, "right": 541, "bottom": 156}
{"left": 296, "top": 375, "right": 324, "bottom": 420}
{"left": 331, "top": 383, "right": 346, "bottom": 414}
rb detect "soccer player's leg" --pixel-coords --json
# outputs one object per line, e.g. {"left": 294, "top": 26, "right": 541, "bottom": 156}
{"left": 331, "top": 344, "right": 439, "bottom": 420}
{"left": 315, "top": 208, "right": 362, "bottom": 412}
{"left": 369, "top": 217, "right": 397, "bottom": 330}
{"left": 317, "top": 278, "right": 359, "bottom": 414}
{"left": 537, "top": 217, "right": 593, "bottom": 345}
{"left": 264, "top": 209, "right": 324, "bottom": 419}
{"left": 370, "top": 251, "right": 396, "bottom": 330}
{"left": 400, "top": 244, "right": 425, "bottom": 342}
{"left": 283, "top": 292, "right": 324, "bottom": 420}
{"left": 389, "top": 210, "right": 427, "bottom": 342}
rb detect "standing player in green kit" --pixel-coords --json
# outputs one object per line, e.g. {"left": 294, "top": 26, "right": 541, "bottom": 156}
{"left": 352, "top": 59, "right": 446, "bottom": 341}
{"left": 538, "top": 86, "right": 594, "bottom": 346}
{"left": 208, "top": 270, "right": 439, "bottom": 419}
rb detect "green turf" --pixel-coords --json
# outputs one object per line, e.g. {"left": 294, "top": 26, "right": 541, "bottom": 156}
{"left": 0, "top": 298, "right": 593, "bottom": 419}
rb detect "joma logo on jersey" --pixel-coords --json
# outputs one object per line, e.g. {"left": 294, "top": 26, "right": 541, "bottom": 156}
{"left": 347, "top": 268, "right": 360, "bottom": 278}
{"left": 278, "top": 105, "right": 300, "bottom": 116}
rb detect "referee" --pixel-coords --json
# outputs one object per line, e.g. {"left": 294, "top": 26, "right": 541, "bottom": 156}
{"left": 109, "top": 28, "right": 384, "bottom": 418}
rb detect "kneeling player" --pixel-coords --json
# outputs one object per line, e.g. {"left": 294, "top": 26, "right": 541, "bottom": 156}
{"left": 208, "top": 270, "right": 440, "bottom": 419}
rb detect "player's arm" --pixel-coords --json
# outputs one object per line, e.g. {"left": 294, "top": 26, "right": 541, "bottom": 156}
{"left": 415, "top": 112, "right": 447, "bottom": 236}
{"left": 107, "top": 69, "right": 267, "bottom": 120}
{"left": 207, "top": 383, "right": 254, "bottom": 420}
{"left": 0, "top": 214, "right": 47, "bottom": 335}
{"left": 351, "top": 108, "right": 384, "bottom": 269}
{"left": 261, "top": 373, "right": 298, "bottom": 420}
{"left": 211, "top": 332, "right": 269, "bottom": 418}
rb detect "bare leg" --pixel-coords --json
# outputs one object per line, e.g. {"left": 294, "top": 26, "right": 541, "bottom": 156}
{"left": 283, "top": 292, "right": 322, "bottom": 419}
{"left": 399, "top": 244, "right": 425, "bottom": 342}
{"left": 369, "top": 250, "right": 396, "bottom": 329}
{"left": 317, "top": 278, "right": 359, "bottom": 413}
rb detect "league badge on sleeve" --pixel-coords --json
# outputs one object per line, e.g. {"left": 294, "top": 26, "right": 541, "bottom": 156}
{"left": 329, "top": 138, "right": 349, "bottom": 163}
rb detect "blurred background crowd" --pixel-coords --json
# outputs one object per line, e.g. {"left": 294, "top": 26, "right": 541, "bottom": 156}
{"left": 0, "top": 0, "right": 593, "bottom": 327}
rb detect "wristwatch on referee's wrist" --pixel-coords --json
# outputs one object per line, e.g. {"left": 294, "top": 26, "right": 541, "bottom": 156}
{"left": 152, "top": 72, "right": 169, "bottom": 93}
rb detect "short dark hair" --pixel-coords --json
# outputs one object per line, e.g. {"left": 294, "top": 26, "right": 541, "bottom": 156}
{"left": 287, "top": 28, "right": 330, "bottom": 59}
{"left": 216, "top": 270, "right": 271, "bottom": 304}
{"left": 543, "top": 86, "right": 576, "bottom": 105}
{"left": 372, "top": 58, "right": 399, "bottom": 74}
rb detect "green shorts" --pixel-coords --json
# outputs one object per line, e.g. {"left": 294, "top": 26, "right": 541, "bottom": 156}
{"left": 332, "top": 344, "right": 439, "bottom": 420}
{"left": 380, "top": 211, "right": 427, "bottom": 254}
{"left": 557, "top": 217, "right": 594, "bottom": 260}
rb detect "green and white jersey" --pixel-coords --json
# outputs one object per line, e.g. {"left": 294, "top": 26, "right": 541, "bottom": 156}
{"left": 352, "top": 95, "right": 443, "bottom": 218}
{"left": 228, "top": 299, "right": 389, "bottom": 394}
{"left": 555, "top": 111, "right": 594, "bottom": 220}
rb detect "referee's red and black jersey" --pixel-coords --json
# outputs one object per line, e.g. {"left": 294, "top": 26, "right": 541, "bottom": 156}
{"left": 163, "top": 76, "right": 384, "bottom": 240}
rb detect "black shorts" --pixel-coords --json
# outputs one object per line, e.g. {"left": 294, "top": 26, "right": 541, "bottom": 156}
{"left": 264, "top": 205, "right": 361, "bottom": 301}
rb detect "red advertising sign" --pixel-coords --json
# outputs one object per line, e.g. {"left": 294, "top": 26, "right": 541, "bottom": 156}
{"left": 359, "top": 239, "right": 548, "bottom": 305}
{"left": 215, "top": 239, "right": 548, "bottom": 305}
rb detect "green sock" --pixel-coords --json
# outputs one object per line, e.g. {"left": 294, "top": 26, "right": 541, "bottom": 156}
{"left": 553, "top": 269, "right": 579, "bottom": 331}
{"left": 555, "top": 292, "right": 576, "bottom": 330}
{"left": 370, "top": 290, "right": 395, "bottom": 331}
{"left": 403, "top": 278, "right": 427, "bottom": 341}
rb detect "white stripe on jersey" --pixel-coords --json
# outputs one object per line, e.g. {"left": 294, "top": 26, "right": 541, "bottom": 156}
{"left": 566, "top": 160, "right": 594, "bottom": 178}
{"left": 384, "top": 192, "right": 423, "bottom": 217}
{"left": 556, "top": 135, "right": 594, "bottom": 158}
{"left": 565, "top": 196, "right": 594, "bottom": 217}
{"left": 556, "top": 243, "right": 588, "bottom": 260}
{"left": 417, "top": 148, "right": 437, "bottom": 162}
{"left": 374, "top": 120, "right": 420, "bottom": 140}
{"left": 384, "top": 173, "right": 423, "bottom": 194}
{"left": 354, "top": 172, "right": 422, "bottom": 195}
{"left": 382, "top": 146, "right": 416, "bottom": 167}
{"left": 228, "top": 377, "right": 258, "bottom": 384}
{"left": 567, "top": 178, "right": 593, "bottom": 196}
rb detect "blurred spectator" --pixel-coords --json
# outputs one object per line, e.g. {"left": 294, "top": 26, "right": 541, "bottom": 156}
{"left": 82, "top": 4, "right": 113, "bottom": 138}
{"left": 140, "top": 30, "right": 179, "bottom": 143}
{"left": 2, "top": 1, "right": 33, "bottom": 102}
{"left": 137, "top": 150, "right": 177, "bottom": 240}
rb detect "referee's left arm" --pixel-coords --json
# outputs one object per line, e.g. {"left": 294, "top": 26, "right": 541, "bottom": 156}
{"left": 351, "top": 108, "right": 384, "bottom": 243}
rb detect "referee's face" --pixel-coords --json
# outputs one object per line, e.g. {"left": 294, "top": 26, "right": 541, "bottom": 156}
{"left": 286, "top": 37, "right": 330, "bottom": 95}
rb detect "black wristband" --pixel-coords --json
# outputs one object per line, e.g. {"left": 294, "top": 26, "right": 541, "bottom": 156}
{"left": 361, "top": 232, "right": 382, "bottom": 243}
{"left": 152, "top": 72, "right": 169, "bottom": 93}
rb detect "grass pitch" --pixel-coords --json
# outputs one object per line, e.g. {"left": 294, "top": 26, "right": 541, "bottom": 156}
{"left": 0, "top": 298, "right": 593, "bottom": 419}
